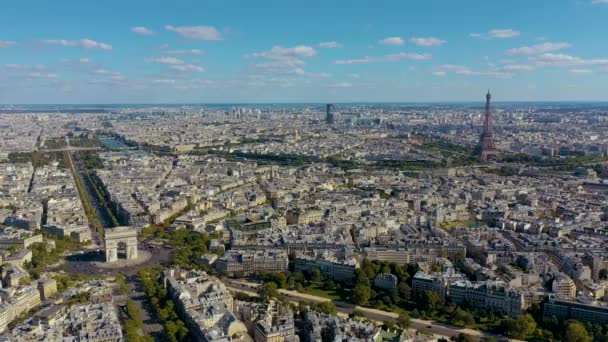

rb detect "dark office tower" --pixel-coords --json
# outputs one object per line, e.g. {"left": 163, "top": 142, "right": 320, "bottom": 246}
{"left": 326, "top": 104, "right": 334, "bottom": 125}
{"left": 479, "top": 90, "right": 500, "bottom": 161}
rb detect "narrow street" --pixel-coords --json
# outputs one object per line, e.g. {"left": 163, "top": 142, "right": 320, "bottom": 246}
{"left": 62, "top": 135, "right": 170, "bottom": 340}
{"left": 65, "top": 150, "right": 103, "bottom": 247}
{"left": 222, "top": 280, "right": 502, "bottom": 341}
{"left": 71, "top": 152, "right": 115, "bottom": 228}
{"left": 113, "top": 275, "right": 165, "bottom": 341}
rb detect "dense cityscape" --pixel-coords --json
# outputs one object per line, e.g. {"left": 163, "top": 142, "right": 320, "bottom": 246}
{"left": 3, "top": 0, "right": 608, "bottom": 341}
{"left": 0, "top": 97, "right": 608, "bottom": 342}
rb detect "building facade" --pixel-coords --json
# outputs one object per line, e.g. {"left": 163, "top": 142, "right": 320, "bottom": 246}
{"left": 449, "top": 280, "right": 524, "bottom": 317}
{"left": 543, "top": 295, "right": 608, "bottom": 325}
{"left": 215, "top": 250, "right": 289, "bottom": 276}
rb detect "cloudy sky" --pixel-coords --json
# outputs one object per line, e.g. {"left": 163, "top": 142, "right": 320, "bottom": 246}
{"left": 1, "top": 0, "right": 607, "bottom": 104}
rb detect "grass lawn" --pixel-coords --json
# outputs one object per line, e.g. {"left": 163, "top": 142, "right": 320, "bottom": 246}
{"left": 303, "top": 284, "right": 351, "bottom": 302}
{"left": 440, "top": 219, "right": 482, "bottom": 230}
{"left": 376, "top": 330, "right": 401, "bottom": 342}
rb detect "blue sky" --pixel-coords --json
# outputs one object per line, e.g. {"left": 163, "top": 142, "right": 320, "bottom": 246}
{"left": 1, "top": 0, "right": 608, "bottom": 104}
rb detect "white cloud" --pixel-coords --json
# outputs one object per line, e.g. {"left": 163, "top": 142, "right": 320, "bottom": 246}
{"left": 153, "top": 79, "right": 176, "bottom": 84}
{"left": 90, "top": 75, "right": 127, "bottom": 85}
{"left": 592, "top": 0, "right": 608, "bottom": 4}
{"left": 327, "top": 82, "right": 352, "bottom": 88}
{"left": 290, "top": 68, "right": 306, "bottom": 76}
{"left": 4, "top": 64, "right": 46, "bottom": 71}
{"left": 253, "top": 45, "right": 317, "bottom": 60}
{"left": 146, "top": 57, "right": 185, "bottom": 65}
{"left": 530, "top": 53, "right": 608, "bottom": 67}
{"left": 131, "top": 26, "right": 155, "bottom": 35}
{"left": 171, "top": 64, "right": 206, "bottom": 72}
{"left": 166, "top": 49, "right": 204, "bottom": 55}
{"left": 569, "top": 68, "right": 593, "bottom": 74}
{"left": 349, "top": 73, "right": 360, "bottom": 79}
{"left": 0, "top": 40, "right": 17, "bottom": 48}
{"left": 438, "top": 65, "right": 470, "bottom": 72}
{"left": 165, "top": 25, "right": 223, "bottom": 40}
{"left": 489, "top": 29, "right": 521, "bottom": 38}
{"left": 436, "top": 64, "right": 512, "bottom": 78}
{"left": 410, "top": 37, "right": 446, "bottom": 46}
{"left": 335, "top": 52, "right": 432, "bottom": 65}
{"left": 506, "top": 42, "right": 571, "bottom": 55}
{"left": 499, "top": 64, "right": 535, "bottom": 71}
{"left": 470, "top": 29, "right": 520, "bottom": 39}
{"left": 379, "top": 37, "right": 405, "bottom": 46}
{"left": 42, "top": 38, "right": 112, "bottom": 50}
{"left": 319, "top": 41, "right": 341, "bottom": 48}
{"left": 94, "top": 69, "right": 122, "bottom": 76}
{"left": 432, "top": 71, "right": 446, "bottom": 76}
{"left": 108, "top": 75, "right": 126, "bottom": 81}
{"left": 27, "top": 72, "right": 58, "bottom": 79}
{"left": 251, "top": 45, "right": 317, "bottom": 71}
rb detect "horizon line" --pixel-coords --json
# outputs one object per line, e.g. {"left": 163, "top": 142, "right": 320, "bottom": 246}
{"left": 3, "top": 100, "right": 608, "bottom": 107}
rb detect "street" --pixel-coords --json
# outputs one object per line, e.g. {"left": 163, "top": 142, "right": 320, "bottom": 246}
{"left": 64, "top": 244, "right": 171, "bottom": 277}
{"left": 222, "top": 279, "right": 504, "bottom": 341}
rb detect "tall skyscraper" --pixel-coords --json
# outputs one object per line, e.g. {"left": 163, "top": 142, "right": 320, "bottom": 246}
{"left": 479, "top": 91, "right": 500, "bottom": 161}
{"left": 326, "top": 104, "right": 334, "bottom": 125}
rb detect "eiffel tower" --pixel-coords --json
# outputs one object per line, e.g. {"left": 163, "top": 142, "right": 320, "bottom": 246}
{"left": 479, "top": 90, "right": 500, "bottom": 161}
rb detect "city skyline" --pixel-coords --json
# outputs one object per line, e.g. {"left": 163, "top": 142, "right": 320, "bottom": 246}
{"left": 1, "top": 0, "right": 608, "bottom": 104}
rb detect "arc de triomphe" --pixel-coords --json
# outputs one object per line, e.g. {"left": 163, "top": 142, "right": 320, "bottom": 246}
{"left": 104, "top": 226, "right": 138, "bottom": 263}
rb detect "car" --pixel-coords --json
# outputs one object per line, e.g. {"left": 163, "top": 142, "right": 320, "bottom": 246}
{"left": 334, "top": 301, "right": 350, "bottom": 308}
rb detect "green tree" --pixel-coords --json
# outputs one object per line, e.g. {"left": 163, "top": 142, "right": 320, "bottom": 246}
{"left": 291, "top": 272, "right": 305, "bottom": 284}
{"left": 396, "top": 312, "right": 411, "bottom": 330}
{"left": 354, "top": 269, "right": 371, "bottom": 287}
{"left": 262, "top": 272, "right": 287, "bottom": 288}
{"left": 126, "top": 300, "right": 144, "bottom": 328}
{"left": 600, "top": 269, "right": 608, "bottom": 280}
{"left": 452, "top": 308, "right": 475, "bottom": 327}
{"left": 311, "top": 301, "right": 338, "bottom": 316}
{"left": 258, "top": 282, "right": 279, "bottom": 301}
{"left": 454, "top": 333, "right": 475, "bottom": 342}
{"left": 352, "top": 284, "right": 372, "bottom": 305}
{"left": 310, "top": 269, "right": 322, "bottom": 284}
{"left": 350, "top": 309, "right": 365, "bottom": 320}
{"left": 422, "top": 290, "right": 442, "bottom": 311}
{"left": 565, "top": 321, "right": 593, "bottom": 342}
{"left": 499, "top": 314, "right": 537, "bottom": 340}
{"left": 398, "top": 282, "right": 412, "bottom": 301}
{"left": 390, "top": 263, "right": 409, "bottom": 282}
{"left": 360, "top": 259, "right": 378, "bottom": 279}
{"left": 591, "top": 324, "right": 605, "bottom": 341}
{"left": 116, "top": 274, "right": 129, "bottom": 295}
